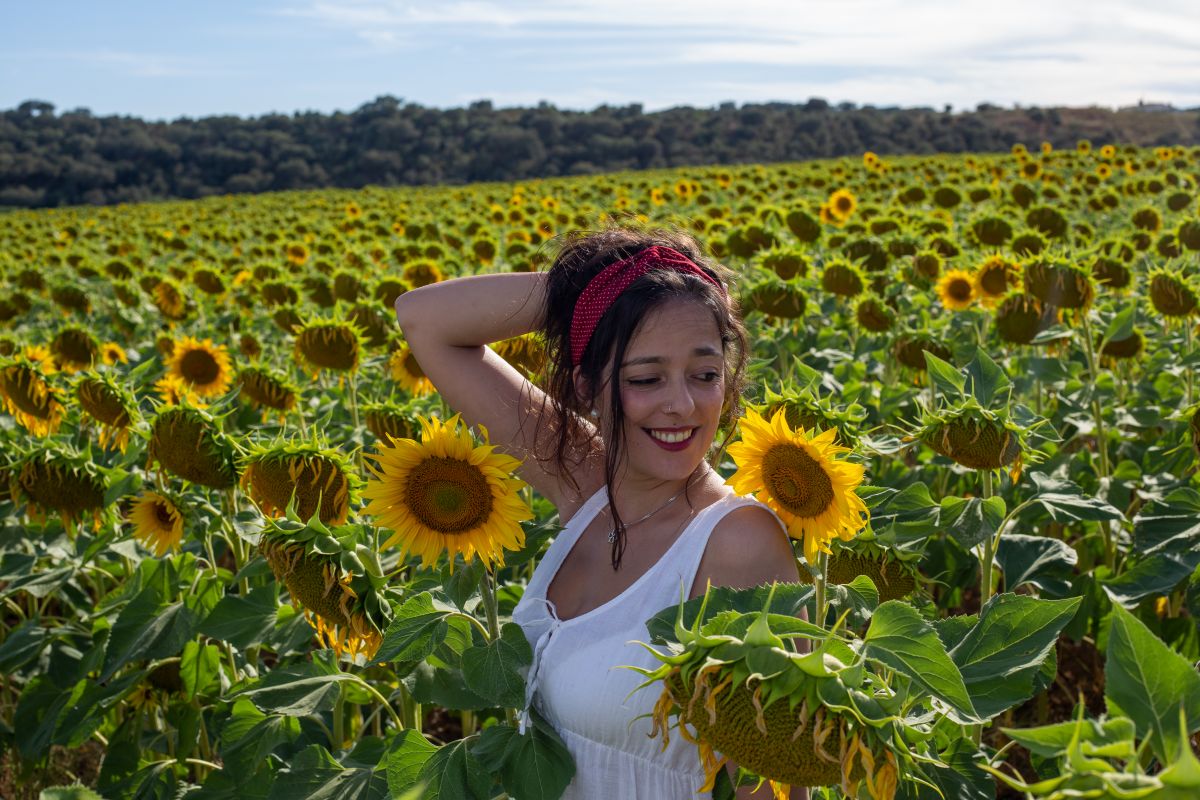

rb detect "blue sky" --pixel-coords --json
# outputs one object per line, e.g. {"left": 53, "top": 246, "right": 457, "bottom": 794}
{"left": 4, "top": 0, "right": 1199, "bottom": 120}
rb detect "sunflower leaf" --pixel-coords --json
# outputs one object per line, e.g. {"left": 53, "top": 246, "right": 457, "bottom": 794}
{"left": 863, "top": 600, "right": 978, "bottom": 721}
{"left": 415, "top": 739, "right": 492, "bottom": 800}
{"left": 964, "top": 347, "right": 1010, "bottom": 408}
{"left": 1104, "top": 602, "right": 1200, "bottom": 763}
{"left": 471, "top": 714, "right": 574, "bottom": 800}
{"left": 924, "top": 352, "right": 966, "bottom": 401}
{"left": 460, "top": 623, "right": 530, "bottom": 708}
{"left": 370, "top": 592, "right": 454, "bottom": 666}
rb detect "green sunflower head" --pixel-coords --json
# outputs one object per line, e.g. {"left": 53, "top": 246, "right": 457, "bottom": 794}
{"left": 240, "top": 437, "right": 361, "bottom": 526}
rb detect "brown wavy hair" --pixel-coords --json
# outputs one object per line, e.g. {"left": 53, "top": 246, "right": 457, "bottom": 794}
{"left": 533, "top": 224, "right": 749, "bottom": 569}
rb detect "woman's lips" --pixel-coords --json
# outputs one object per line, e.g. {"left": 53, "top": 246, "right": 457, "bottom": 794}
{"left": 645, "top": 427, "right": 697, "bottom": 451}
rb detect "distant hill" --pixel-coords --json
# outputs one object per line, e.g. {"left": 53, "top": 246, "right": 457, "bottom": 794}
{"left": 2, "top": 96, "right": 1198, "bottom": 208}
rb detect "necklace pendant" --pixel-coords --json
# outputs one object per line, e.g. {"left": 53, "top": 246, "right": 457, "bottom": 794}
{"left": 607, "top": 529, "right": 617, "bottom": 544}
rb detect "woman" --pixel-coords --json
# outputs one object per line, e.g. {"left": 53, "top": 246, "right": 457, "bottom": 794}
{"left": 394, "top": 226, "right": 805, "bottom": 799}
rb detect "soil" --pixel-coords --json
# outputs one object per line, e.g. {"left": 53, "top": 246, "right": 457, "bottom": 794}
{"left": 986, "top": 636, "right": 1107, "bottom": 799}
{"left": 0, "top": 741, "right": 105, "bottom": 800}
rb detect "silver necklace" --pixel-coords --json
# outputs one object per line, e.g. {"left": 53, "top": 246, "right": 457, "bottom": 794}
{"left": 606, "top": 466, "right": 708, "bottom": 544}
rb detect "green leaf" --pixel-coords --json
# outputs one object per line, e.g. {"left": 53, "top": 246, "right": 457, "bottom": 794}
{"left": 237, "top": 666, "right": 352, "bottom": 716}
{"left": 949, "top": 593, "right": 1080, "bottom": 719}
{"left": 939, "top": 495, "right": 1005, "bottom": 549}
{"left": 900, "top": 736, "right": 994, "bottom": 800}
{"left": 416, "top": 739, "right": 492, "bottom": 800}
{"left": 644, "top": 583, "right": 813, "bottom": 645}
{"left": 102, "top": 596, "right": 197, "bottom": 681}
{"left": 1105, "top": 603, "right": 1200, "bottom": 763}
{"left": 441, "top": 557, "right": 485, "bottom": 611}
{"left": 219, "top": 700, "right": 302, "bottom": 777}
{"left": 1001, "top": 716, "right": 1137, "bottom": 758}
{"left": 923, "top": 351, "right": 966, "bottom": 399}
{"left": 1027, "top": 472, "right": 1124, "bottom": 522}
{"left": 370, "top": 592, "right": 455, "bottom": 666}
{"left": 403, "top": 662, "right": 492, "bottom": 711}
{"left": 995, "top": 534, "right": 1078, "bottom": 597}
{"left": 386, "top": 730, "right": 437, "bottom": 799}
{"left": 471, "top": 715, "right": 575, "bottom": 800}
{"left": 266, "top": 743, "right": 388, "bottom": 800}
{"left": 1101, "top": 305, "right": 1136, "bottom": 349}
{"left": 1102, "top": 552, "right": 1200, "bottom": 608}
{"left": 863, "top": 601, "right": 977, "bottom": 720}
{"left": 180, "top": 641, "right": 221, "bottom": 700}
{"left": 0, "top": 617, "right": 53, "bottom": 673}
{"left": 964, "top": 347, "right": 1010, "bottom": 408}
{"left": 460, "top": 623, "right": 532, "bottom": 708}
{"left": 198, "top": 584, "right": 279, "bottom": 649}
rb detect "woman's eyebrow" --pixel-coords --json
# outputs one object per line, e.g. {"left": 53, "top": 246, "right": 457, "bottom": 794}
{"left": 621, "top": 346, "right": 722, "bottom": 368}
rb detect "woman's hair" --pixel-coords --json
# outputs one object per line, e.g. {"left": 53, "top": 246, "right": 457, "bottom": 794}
{"left": 534, "top": 225, "right": 749, "bottom": 570}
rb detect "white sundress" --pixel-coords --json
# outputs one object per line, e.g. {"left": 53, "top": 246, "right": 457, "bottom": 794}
{"left": 512, "top": 486, "right": 787, "bottom": 799}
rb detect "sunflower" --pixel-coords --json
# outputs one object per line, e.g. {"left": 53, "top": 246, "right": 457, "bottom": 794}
{"left": 11, "top": 444, "right": 109, "bottom": 531}
{"left": 388, "top": 344, "right": 433, "bottom": 396}
{"left": 794, "top": 539, "right": 918, "bottom": 603}
{"left": 147, "top": 405, "right": 239, "bottom": 489}
{"left": 237, "top": 366, "right": 299, "bottom": 420}
{"left": 95, "top": 342, "right": 126, "bottom": 369}
{"left": 260, "top": 519, "right": 391, "bottom": 660}
{"left": 973, "top": 256, "right": 1021, "bottom": 306}
{"left": 51, "top": 326, "right": 100, "bottom": 373}
{"left": 76, "top": 373, "right": 137, "bottom": 452}
{"left": 0, "top": 359, "right": 66, "bottom": 436}
{"left": 128, "top": 491, "right": 185, "bottom": 556}
{"left": 854, "top": 294, "right": 894, "bottom": 333}
{"left": 153, "top": 278, "right": 188, "bottom": 321}
{"left": 1148, "top": 268, "right": 1198, "bottom": 318}
{"left": 362, "top": 413, "right": 532, "bottom": 571}
{"left": 993, "top": 292, "right": 1050, "bottom": 345}
{"left": 363, "top": 401, "right": 415, "bottom": 447}
{"left": 726, "top": 409, "right": 868, "bottom": 565}
{"left": 294, "top": 320, "right": 364, "bottom": 375}
{"left": 402, "top": 260, "right": 444, "bottom": 288}
{"left": 1023, "top": 257, "right": 1095, "bottom": 310}
{"left": 167, "top": 336, "right": 234, "bottom": 397}
{"left": 827, "top": 188, "right": 857, "bottom": 221}
{"left": 155, "top": 373, "right": 206, "bottom": 407}
{"left": 241, "top": 442, "right": 357, "bottom": 525}
{"left": 285, "top": 242, "right": 310, "bottom": 266}
{"left": 819, "top": 259, "right": 866, "bottom": 298}
{"left": 935, "top": 269, "right": 977, "bottom": 311}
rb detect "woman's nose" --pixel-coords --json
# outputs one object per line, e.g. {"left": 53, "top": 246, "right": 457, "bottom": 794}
{"left": 664, "top": 379, "right": 696, "bottom": 415}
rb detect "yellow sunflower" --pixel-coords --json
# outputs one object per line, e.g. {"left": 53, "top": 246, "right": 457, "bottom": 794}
{"left": 167, "top": 336, "right": 233, "bottom": 397}
{"left": 935, "top": 269, "right": 977, "bottom": 311}
{"left": 362, "top": 414, "right": 532, "bottom": 571}
{"left": 128, "top": 491, "right": 185, "bottom": 556}
{"left": 827, "top": 188, "right": 857, "bottom": 221}
{"left": 154, "top": 373, "right": 206, "bottom": 408}
{"left": 726, "top": 409, "right": 869, "bottom": 565}
{"left": 101, "top": 342, "right": 128, "bottom": 366}
{"left": 388, "top": 344, "right": 433, "bottom": 396}
{"left": 0, "top": 360, "right": 66, "bottom": 436}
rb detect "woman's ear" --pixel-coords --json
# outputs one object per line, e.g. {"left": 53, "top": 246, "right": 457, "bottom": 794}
{"left": 572, "top": 365, "right": 592, "bottom": 410}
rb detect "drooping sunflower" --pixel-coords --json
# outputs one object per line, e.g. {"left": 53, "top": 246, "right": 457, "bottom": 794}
{"left": 388, "top": 343, "right": 434, "bottom": 396}
{"left": 915, "top": 402, "right": 1028, "bottom": 477}
{"left": 146, "top": 404, "right": 239, "bottom": 490}
{"left": 293, "top": 318, "right": 365, "bottom": 376}
{"left": 0, "top": 358, "right": 66, "bottom": 436}
{"left": 633, "top": 587, "right": 925, "bottom": 799}
{"left": 935, "top": 269, "right": 977, "bottom": 311}
{"left": 167, "top": 336, "right": 234, "bottom": 398}
{"left": 992, "top": 291, "right": 1051, "bottom": 345}
{"left": 241, "top": 441, "right": 358, "bottom": 525}
{"left": 973, "top": 256, "right": 1021, "bottom": 307}
{"left": 128, "top": 490, "right": 185, "bottom": 556}
{"left": 1147, "top": 267, "right": 1198, "bottom": 318}
{"left": 51, "top": 325, "right": 100, "bottom": 373}
{"left": 76, "top": 372, "right": 138, "bottom": 452}
{"left": 152, "top": 278, "right": 189, "bottom": 321}
{"left": 363, "top": 400, "right": 416, "bottom": 448}
{"left": 726, "top": 409, "right": 869, "bottom": 565}
{"left": 794, "top": 538, "right": 919, "bottom": 603}
{"left": 819, "top": 258, "right": 866, "bottom": 299}
{"left": 10, "top": 443, "right": 110, "bottom": 531}
{"left": 362, "top": 413, "right": 532, "bottom": 571}
{"left": 492, "top": 333, "right": 548, "bottom": 379}
{"left": 237, "top": 365, "right": 299, "bottom": 421}
{"left": 1023, "top": 256, "right": 1095, "bottom": 310}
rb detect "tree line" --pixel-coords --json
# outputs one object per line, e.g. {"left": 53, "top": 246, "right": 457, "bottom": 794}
{"left": 2, "top": 95, "right": 1198, "bottom": 208}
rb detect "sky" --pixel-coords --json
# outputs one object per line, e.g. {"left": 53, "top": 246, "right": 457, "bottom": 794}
{"left": 3, "top": 0, "right": 1200, "bottom": 121}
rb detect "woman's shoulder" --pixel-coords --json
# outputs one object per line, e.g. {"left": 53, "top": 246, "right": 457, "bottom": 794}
{"left": 692, "top": 496, "right": 796, "bottom": 593}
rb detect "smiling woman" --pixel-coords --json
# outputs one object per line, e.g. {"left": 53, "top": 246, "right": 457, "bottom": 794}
{"left": 393, "top": 226, "right": 805, "bottom": 799}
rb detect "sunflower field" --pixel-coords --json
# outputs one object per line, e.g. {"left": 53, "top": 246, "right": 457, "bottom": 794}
{"left": 2, "top": 141, "right": 1200, "bottom": 800}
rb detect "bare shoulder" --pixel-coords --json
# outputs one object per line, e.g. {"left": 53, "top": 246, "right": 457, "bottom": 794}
{"left": 690, "top": 501, "right": 797, "bottom": 596}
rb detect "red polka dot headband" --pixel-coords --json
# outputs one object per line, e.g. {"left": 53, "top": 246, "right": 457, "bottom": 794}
{"left": 569, "top": 245, "right": 727, "bottom": 366}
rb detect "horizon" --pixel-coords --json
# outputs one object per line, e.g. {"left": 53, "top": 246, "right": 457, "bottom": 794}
{"left": 4, "top": 0, "right": 1199, "bottom": 123}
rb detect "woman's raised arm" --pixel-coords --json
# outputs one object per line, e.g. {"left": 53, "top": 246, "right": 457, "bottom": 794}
{"left": 393, "top": 272, "right": 596, "bottom": 510}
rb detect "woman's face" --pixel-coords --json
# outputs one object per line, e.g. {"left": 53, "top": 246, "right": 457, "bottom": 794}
{"left": 593, "top": 297, "right": 727, "bottom": 486}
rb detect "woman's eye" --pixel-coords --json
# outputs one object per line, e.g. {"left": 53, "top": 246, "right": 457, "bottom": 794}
{"left": 696, "top": 372, "right": 721, "bottom": 383}
{"left": 626, "top": 377, "right": 658, "bottom": 386}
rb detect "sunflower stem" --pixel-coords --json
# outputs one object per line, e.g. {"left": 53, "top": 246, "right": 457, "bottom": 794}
{"left": 479, "top": 564, "right": 501, "bottom": 643}
{"left": 813, "top": 552, "right": 829, "bottom": 630}
{"left": 333, "top": 684, "right": 345, "bottom": 751}
{"left": 1186, "top": 321, "right": 1195, "bottom": 408}
{"left": 1078, "top": 313, "right": 1115, "bottom": 570}
{"left": 979, "top": 469, "right": 996, "bottom": 604}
